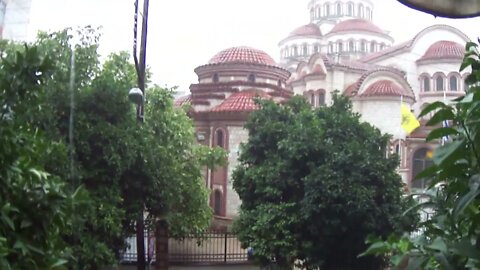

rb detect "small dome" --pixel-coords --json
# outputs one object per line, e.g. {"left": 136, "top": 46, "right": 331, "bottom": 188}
{"left": 329, "top": 19, "right": 386, "bottom": 35}
{"left": 361, "top": 80, "right": 414, "bottom": 98}
{"left": 417, "top": 40, "right": 464, "bottom": 62}
{"left": 211, "top": 90, "right": 268, "bottom": 113}
{"left": 288, "top": 23, "right": 322, "bottom": 38}
{"left": 208, "top": 46, "right": 277, "bottom": 66}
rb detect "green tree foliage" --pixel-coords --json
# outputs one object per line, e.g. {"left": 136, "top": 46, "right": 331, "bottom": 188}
{"left": 233, "top": 94, "right": 416, "bottom": 270}
{"left": 362, "top": 42, "right": 480, "bottom": 269}
{"left": 1, "top": 27, "right": 223, "bottom": 269}
{"left": 0, "top": 44, "right": 85, "bottom": 269}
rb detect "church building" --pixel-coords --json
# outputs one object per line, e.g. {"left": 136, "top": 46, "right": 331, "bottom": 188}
{"left": 175, "top": 0, "right": 470, "bottom": 221}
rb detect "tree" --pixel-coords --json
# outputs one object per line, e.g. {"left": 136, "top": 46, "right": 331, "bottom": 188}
{"left": 0, "top": 43, "right": 85, "bottom": 269}
{"left": 23, "top": 27, "right": 223, "bottom": 269}
{"left": 362, "top": 41, "right": 480, "bottom": 269}
{"left": 233, "top": 94, "right": 417, "bottom": 270}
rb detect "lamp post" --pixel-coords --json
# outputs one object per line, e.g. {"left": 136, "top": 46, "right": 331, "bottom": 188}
{"left": 397, "top": 0, "right": 480, "bottom": 18}
{"left": 130, "top": 0, "right": 149, "bottom": 270}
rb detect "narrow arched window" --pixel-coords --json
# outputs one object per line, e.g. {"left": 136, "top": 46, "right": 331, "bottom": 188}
{"left": 336, "top": 3, "right": 342, "bottom": 15}
{"left": 302, "top": 44, "right": 308, "bottom": 55}
{"left": 214, "top": 190, "right": 222, "bottom": 215}
{"left": 338, "top": 41, "right": 343, "bottom": 52}
{"left": 310, "top": 93, "right": 315, "bottom": 106}
{"left": 380, "top": 43, "right": 386, "bottom": 50}
{"left": 316, "top": 7, "right": 321, "bottom": 18}
{"left": 215, "top": 129, "right": 224, "bottom": 148}
{"left": 318, "top": 92, "right": 325, "bottom": 106}
{"left": 277, "top": 80, "right": 282, "bottom": 87}
{"left": 423, "top": 77, "right": 430, "bottom": 92}
{"left": 449, "top": 76, "right": 458, "bottom": 91}
{"left": 360, "top": 41, "right": 366, "bottom": 52}
{"left": 314, "top": 44, "right": 320, "bottom": 53}
{"left": 347, "top": 3, "right": 353, "bottom": 16}
{"left": 366, "top": 7, "right": 371, "bottom": 19}
{"left": 370, "top": 42, "right": 376, "bottom": 52}
{"left": 359, "top": 4, "right": 364, "bottom": 17}
{"left": 213, "top": 73, "right": 219, "bottom": 83}
{"left": 436, "top": 76, "right": 444, "bottom": 91}
{"left": 248, "top": 74, "right": 256, "bottom": 83}
{"left": 293, "top": 46, "right": 298, "bottom": 56}
{"left": 328, "top": 42, "right": 333, "bottom": 53}
{"left": 324, "top": 3, "right": 330, "bottom": 16}
{"left": 349, "top": 40, "right": 354, "bottom": 52}
{"left": 412, "top": 148, "right": 433, "bottom": 189}
{"left": 310, "top": 8, "right": 314, "bottom": 20}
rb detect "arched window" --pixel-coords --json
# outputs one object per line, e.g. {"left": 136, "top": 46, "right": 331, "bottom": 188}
{"left": 213, "top": 73, "right": 219, "bottom": 83}
{"left": 449, "top": 76, "right": 458, "bottom": 91}
{"left": 310, "top": 93, "right": 315, "bottom": 106}
{"left": 302, "top": 44, "right": 308, "bottom": 55}
{"left": 324, "top": 3, "right": 330, "bottom": 16}
{"left": 359, "top": 4, "right": 364, "bottom": 17}
{"left": 248, "top": 73, "right": 256, "bottom": 83}
{"left": 370, "top": 41, "right": 376, "bottom": 52}
{"left": 215, "top": 129, "right": 225, "bottom": 148}
{"left": 310, "top": 8, "right": 314, "bottom": 20}
{"left": 318, "top": 92, "right": 325, "bottom": 106}
{"left": 293, "top": 46, "right": 298, "bottom": 56}
{"left": 338, "top": 41, "right": 343, "bottom": 52}
{"left": 328, "top": 42, "right": 333, "bottom": 53}
{"left": 277, "top": 80, "right": 282, "bottom": 87}
{"left": 436, "top": 75, "right": 444, "bottom": 91}
{"left": 316, "top": 7, "right": 321, "bottom": 18}
{"left": 366, "top": 7, "right": 371, "bottom": 19}
{"left": 422, "top": 77, "right": 430, "bottom": 92}
{"left": 412, "top": 148, "right": 433, "bottom": 189}
{"left": 349, "top": 40, "right": 354, "bottom": 52}
{"left": 347, "top": 2, "right": 353, "bottom": 16}
{"left": 360, "top": 41, "right": 366, "bottom": 52}
{"left": 336, "top": 2, "right": 342, "bottom": 15}
{"left": 380, "top": 43, "right": 386, "bottom": 50}
{"left": 214, "top": 190, "right": 222, "bottom": 215}
{"left": 314, "top": 44, "right": 320, "bottom": 53}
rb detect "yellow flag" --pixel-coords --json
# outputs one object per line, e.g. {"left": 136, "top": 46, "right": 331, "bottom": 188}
{"left": 401, "top": 103, "right": 420, "bottom": 134}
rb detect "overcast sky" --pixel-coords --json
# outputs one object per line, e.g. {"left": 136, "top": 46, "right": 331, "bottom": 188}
{"left": 28, "top": 0, "right": 480, "bottom": 94}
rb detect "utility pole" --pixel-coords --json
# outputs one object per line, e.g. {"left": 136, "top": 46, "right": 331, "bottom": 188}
{"left": 132, "top": 0, "right": 149, "bottom": 269}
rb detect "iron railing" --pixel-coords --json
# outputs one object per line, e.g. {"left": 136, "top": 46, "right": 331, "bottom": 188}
{"left": 120, "top": 230, "right": 250, "bottom": 265}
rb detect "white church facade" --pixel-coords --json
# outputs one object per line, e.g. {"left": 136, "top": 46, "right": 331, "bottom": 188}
{"left": 175, "top": 0, "right": 470, "bottom": 221}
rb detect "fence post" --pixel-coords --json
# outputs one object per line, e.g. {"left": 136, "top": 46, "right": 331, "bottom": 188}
{"left": 155, "top": 220, "right": 169, "bottom": 270}
{"left": 224, "top": 231, "right": 228, "bottom": 263}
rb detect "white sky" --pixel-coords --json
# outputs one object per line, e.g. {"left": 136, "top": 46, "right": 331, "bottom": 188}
{"left": 28, "top": 0, "right": 480, "bottom": 94}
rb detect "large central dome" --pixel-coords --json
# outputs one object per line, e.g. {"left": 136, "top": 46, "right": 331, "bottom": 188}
{"left": 329, "top": 18, "right": 385, "bottom": 35}
{"left": 208, "top": 46, "right": 277, "bottom": 66}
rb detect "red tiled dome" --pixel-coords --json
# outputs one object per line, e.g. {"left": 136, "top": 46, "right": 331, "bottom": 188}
{"left": 288, "top": 23, "right": 322, "bottom": 38}
{"left": 208, "top": 46, "right": 277, "bottom": 66}
{"left": 329, "top": 19, "right": 385, "bottom": 35}
{"left": 361, "top": 80, "right": 413, "bottom": 98}
{"left": 417, "top": 40, "right": 464, "bottom": 62}
{"left": 211, "top": 90, "right": 268, "bottom": 112}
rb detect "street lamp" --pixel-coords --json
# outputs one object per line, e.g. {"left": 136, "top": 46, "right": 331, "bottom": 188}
{"left": 397, "top": 0, "right": 480, "bottom": 18}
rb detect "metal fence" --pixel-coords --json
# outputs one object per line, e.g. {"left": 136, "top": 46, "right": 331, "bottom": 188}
{"left": 120, "top": 230, "right": 250, "bottom": 265}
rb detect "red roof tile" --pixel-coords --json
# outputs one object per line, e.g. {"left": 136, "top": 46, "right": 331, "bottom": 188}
{"left": 329, "top": 19, "right": 386, "bottom": 35}
{"left": 210, "top": 90, "right": 269, "bottom": 113}
{"left": 361, "top": 80, "right": 413, "bottom": 98}
{"left": 288, "top": 23, "right": 322, "bottom": 38}
{"left": 208, "top": 46, "right": 277, "bottom": 66}
{"left": 174, "top": 95, "right": 191, "bottom": 106}
{"left": 417, "top": 40, "right": 465, "bottom": 62}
